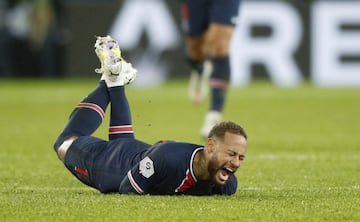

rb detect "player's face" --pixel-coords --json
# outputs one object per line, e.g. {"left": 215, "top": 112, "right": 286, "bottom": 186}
{"left": 207, "top": 132, "right": 247, "bottom": 185}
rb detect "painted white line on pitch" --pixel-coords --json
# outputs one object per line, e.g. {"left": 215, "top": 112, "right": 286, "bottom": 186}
{"left": 0, "top": 153, "right": 54, "bottom": 159}
{"left": 242, "top": 186, "right": 360, "bottom": 191}
{"left": 252, "top": 153, "right": 360, "bottom": 160}
{"left": 14, "top": 186, "right": 94, "bottom": 192}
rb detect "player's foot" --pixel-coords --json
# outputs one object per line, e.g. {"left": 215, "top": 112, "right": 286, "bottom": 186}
{"left": 94, "top": 35, "right": 137, "bottom": 87}
{"left": 94, "top": 35, "right": 121, "bottom": 78}
{"left": 200, "top": 111, "right": 222, "bottom": 138}
{"left": 188, "top": 60, "right": 212, "bottom": 104}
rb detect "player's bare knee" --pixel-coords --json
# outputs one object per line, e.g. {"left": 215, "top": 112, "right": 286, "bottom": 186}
{"left": 56, "top": 136, "right": 78, "bottom": 162}
{"left": 205, "top": 25, "right": 233, "bottom": 56}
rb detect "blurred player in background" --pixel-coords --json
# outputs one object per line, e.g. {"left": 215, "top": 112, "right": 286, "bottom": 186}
{"left": 54, "top": 36, "right": 248, "bottom": 195}
{"left": 180, "top": 0, "right": 241, "bottom": 138}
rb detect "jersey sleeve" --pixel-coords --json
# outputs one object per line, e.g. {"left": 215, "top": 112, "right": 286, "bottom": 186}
{"left": 212, "top": 175, "right": 238, "bottom": 195}
{"left": 119, "top": 141, "right": 188, "bottom": 195}
{"left": 118, "top": 156, "right": 158, "bottom": 194}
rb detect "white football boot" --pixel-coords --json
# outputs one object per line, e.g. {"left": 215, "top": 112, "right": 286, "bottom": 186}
{"left": 188, "top": 60, "right": 212, "bottom": 104}
{"left": 94, "top": 35, "right": 137, "bottom": 87}
{"left": 200, "top": 111, "right": 222, "bottom": 138}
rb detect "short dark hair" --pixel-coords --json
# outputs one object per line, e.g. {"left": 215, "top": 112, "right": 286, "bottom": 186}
{"left": 208, "top": 121, "right": 247, "bottom": 140}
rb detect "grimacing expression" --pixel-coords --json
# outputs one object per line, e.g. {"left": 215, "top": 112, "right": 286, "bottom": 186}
{"left": 208, "top": 132, "right": 247, "bottom": 185}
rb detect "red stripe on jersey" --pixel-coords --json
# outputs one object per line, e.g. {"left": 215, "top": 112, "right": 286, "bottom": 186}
{"left": 210, "top": 79, "right": 229, "bottom": 89}
{"left": 175, "top": 169, "right": 196, "bottom": 193}
{"left": 76, "top": 103, "right": 105, "bottom": 119}
{"left": 108, "top": 125, "right": 134, "bottom": 134}
{"left": 127, "top": 170, "right": 144, "bottom": 194}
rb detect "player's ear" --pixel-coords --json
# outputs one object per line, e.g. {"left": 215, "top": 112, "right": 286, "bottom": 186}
{"left": 206, "top": 137, "right": 216, "bottom": 153}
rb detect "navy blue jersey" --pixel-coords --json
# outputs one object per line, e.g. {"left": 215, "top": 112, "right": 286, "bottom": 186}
{"left": 181, "top": 0, "right": 241, "bottom": 37}
{"left": 120, "top": 141, "right": 237, "bottom": 195}
{"left": 64, "top": 138, "right": 237, "bottom": 195}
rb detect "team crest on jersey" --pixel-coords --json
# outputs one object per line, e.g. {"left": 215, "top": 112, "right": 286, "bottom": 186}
{"left": 139, "top": 156, "right": 154, "bottom": 178}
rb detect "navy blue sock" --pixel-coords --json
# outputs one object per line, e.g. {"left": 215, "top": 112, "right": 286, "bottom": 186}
{"left": 108, "top": 86, "right": 134, "bottom": 140}
{"left": 54, "top": 81, "right": 109, "bottom": 150}
{"left": 210, "top": 56, "right": 230, "bottom": 112}
{"left": 211, "top": 88, "right": 227, "bottom": 111}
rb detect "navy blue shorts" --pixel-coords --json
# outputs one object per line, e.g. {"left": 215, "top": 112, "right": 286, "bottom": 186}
{"left": 181, "top": 0, "right": 241, "bottom": 37}
{"left": 63, "top": 136, "right": 151, "bottom": 193}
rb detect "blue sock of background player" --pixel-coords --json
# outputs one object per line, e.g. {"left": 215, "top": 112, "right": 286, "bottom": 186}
{"left": 210, "top": 56, "right": 230, "bottom": 112}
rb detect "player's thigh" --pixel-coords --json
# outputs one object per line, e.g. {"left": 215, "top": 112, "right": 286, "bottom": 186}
{"left": 204, "top": 24, "right": 234, "bottom": 57}
{"left": 204, "top": 0, "right": 240, "bottom": 56}
{"left": 181, "top": 0, "right": 209, "bottom": 37}
{"left": 63, "top": 136, "right": 107, "bottom": 187}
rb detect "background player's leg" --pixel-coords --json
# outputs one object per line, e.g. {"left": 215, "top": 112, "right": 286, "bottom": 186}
{"left": 209, "top": 56, "right": 230, "bottom": 112}
{"left": 54, "top": 80, "right": 109, "bottom": 150}
{"left": 107, "top": 86, "right": 134, "bottom": 140}
{"left": 204, "top": 0, "right": 241, "bottom": 113}
{"left": 200, "top": 22, "right": 235, "bottom": 137}
{"left": 181, "top": 0, "right": 210, "bottom": 104}
{"left": 199, "top": 56, "right": 230, "bottom": 137}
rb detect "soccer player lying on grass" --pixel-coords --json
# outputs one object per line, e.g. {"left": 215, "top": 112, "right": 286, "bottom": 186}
{"left": 53, "top": 35, "right": 248, "bottom": 195}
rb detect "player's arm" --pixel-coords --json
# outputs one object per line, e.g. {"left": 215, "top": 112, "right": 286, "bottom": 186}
{"left": 118, "top": 156, "right": 158, "bottom": 194}
{"left": 212, "top": 175, "right": 238, "bottom": 195}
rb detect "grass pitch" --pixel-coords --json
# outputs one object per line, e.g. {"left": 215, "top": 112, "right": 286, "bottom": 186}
{"left": 0, "top": 79, "right": 359, "bottom": 221}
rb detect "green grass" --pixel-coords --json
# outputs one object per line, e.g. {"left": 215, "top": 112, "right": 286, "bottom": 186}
{"left": 0, "top": 79, "right": 359, "bottom": 221}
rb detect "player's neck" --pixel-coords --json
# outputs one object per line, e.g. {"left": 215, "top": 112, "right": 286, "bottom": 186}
{"left": 193, "top": 150, "right": 209, "bottom": 180}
